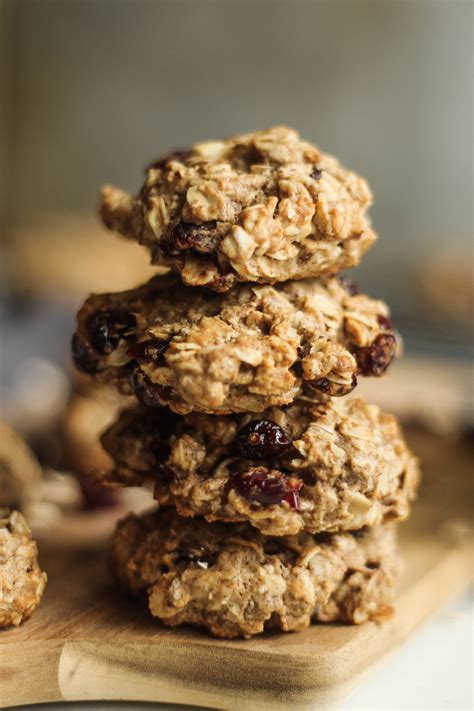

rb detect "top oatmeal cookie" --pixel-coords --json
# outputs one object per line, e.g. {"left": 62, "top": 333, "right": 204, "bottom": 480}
{"left": 100, "top": 126, "right": 376, "bottom": 290}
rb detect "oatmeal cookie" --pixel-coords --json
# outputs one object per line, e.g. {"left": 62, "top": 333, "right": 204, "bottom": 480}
{"left": 100, "top": 126, "right": 376, "bottom": 290}
{"left": 0, "top": 509, "right": 47, "bottom": 627}
{"left": 0, "top": 419, "right": 42, "bottom": 509}
{"left": 63, "top": 382, "right": 124, "bottom": 477}
{"left": 101, "top": 397, "right": 420, "bottom": 536}
{"left": 72, "top": 274, "right": 398, "bottom": 415}
{"left": 110, "top": 509, "right": 399, "bottom": 638}
{"left": 9, "top": 215, "right": 161, "bottom": 302}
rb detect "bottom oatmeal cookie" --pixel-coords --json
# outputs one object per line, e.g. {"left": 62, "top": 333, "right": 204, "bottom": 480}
{"left": 110, "top": 509, "right": 399, "bottom": 639}
{"left": 0, "top": 509, "right": 47, "bottom": 627}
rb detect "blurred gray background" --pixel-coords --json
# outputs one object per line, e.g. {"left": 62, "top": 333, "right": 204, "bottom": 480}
{"left": 0, "top": 0, "right": 473, "bottom": 357}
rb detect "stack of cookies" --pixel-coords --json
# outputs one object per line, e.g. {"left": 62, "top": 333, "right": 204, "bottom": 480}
{"left": 72, "top": 127, "right": 420, "bottom": 639}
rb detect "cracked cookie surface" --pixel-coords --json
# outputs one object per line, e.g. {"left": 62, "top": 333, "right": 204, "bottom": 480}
{"left": 101, "top": 397, "right": 420, "bottom": 536}
{"left": 110, "top": 509, "right": 399, "bottom": 638}
{"left": 100, "top": 126, "right": 376, "bottom": 290}
{"left": 72, "top": 274, "right": 398, "bottom": 415}
{"left": 0, "top": 509, "right": 47, "bottom": 627}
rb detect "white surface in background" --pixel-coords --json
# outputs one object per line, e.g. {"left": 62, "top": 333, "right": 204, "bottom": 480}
{"left": 12, "top": 590, "right": 473, "bottom": 711}
{"left": 340, "top": 589, "right": 473, "bottom": 711}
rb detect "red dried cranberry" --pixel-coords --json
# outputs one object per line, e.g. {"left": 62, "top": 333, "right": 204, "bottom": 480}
{"left": 284, "top": 490, "right": 300, "bottom": 509}
{"left": 206, "top": 272, "right": 238, "bottom": 292}
{"left": 377, "top": 314, "right": 393, "bottom": 331}
{"left": 236, "top": 420, "right": 292, "bottom": 460}
{"left": 127, "top": 338, "right": 170, "bottom": 362}
{"left": 229, "top": 466, "right": 302, "bottom": 508}
{"left": 306, "top": 375, "right": 357, "bottom": 397}
{"left": 338, "top": 275, "right": 361, "bottom": 296}
{"left": 161, "top": 221, "right": 219, "bottom": 256}
{"left": 356, "top": 334, "right": 397, "bottom": 376}
{"left": 89, "top": 309, "right": 136, "bottom": 354}
{"left": 311, "top": 167, "right": 322, "bottom": 180}
{"left": 71, "top": 332, "right": 103, "bottom": 374}
{"left": 78, "top": 473, "right": 117, "bottom": 511}
{"left": 158, "top": 235, "right": 182, "bottom": 256}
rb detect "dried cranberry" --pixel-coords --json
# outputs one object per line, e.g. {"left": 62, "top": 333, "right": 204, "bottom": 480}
{"left": 161, "top": 221, "right": 219, "bottom": 256}
{"left": 377, "top": 314, "right": 393, "bottom": 331}
{"left": 71, "top": 332, "right": 103, "bottom": 374}
{"left": 206, "top": 272, "right": 238, "bottom": 292}
{"left": 356, "top": 334, "right": 397, "bottom": 376}
{"left": 236, "top": 420, "right": 292, "bottom": 460}
{"left": 338, "top": 275, "right": 361, "bottom": 296}
{"left": 284, "top": 490, "right": 300, "bottom": 509}
{"left": 229, "top": 466, "right": 302, "bottom": 508}
{"left": 129, "top": 368, "right": 173, "bottom": 407}
{"left": 89, "top": 309, "right": 136, "bottom": 355}
{"left": 127, "top": 338, "right": 170, "bottom": 362}
{"left": 158, "top": 235, "right": 182, "bottom": 256}
{"left": 306, "top": 375, "right": 357, "bottom": 397}
{"left": 146, "top": 150, "right": 191, "bottom": 171}
{"left": 78, "top": 473, "right": 117, "bottom": 510}
{"left": 311, "top": 167, "right": 322, "bottom": 180}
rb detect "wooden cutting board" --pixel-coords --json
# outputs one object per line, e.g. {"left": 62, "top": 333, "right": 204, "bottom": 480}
{"left": 2, "top": 430, "right": 473, "bottom": 710}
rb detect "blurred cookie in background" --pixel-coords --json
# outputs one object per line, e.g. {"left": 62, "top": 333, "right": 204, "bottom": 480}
{"left": 57, "top": 375, "right": 154, "bottom": 538}
{"left": 0, "top": 358, "right": 150, "bottom": 522}
{"left": 1, "top": 358, "right": 72, "bottom": 467}
{"left": 0, "top": 418, "right": 43, "bottom": 509}
{"left": 357, "top": 357, "right": 473, "bottom": 437}
{"left": 419, "top": 246, "right": 473, "bottom": 328}
{"left": 61, "top": 378, "right": 135, "bottom": 509}
{"left": 0, "top": 417, "right": 82, "bottom": 532}
{"left": 7, "top": 214, "right": 164, "bottom": 302}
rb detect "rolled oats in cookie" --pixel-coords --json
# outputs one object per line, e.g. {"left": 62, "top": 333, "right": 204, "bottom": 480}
{"left": 100, "top": 126, "right": 376, "bottom": 290}
{"left": 101, "top": 397, "right": 420, "bottom": 536}
{"left": 0, "top": 508, "right": 47, "bottom": 627}
{"left": 110, "top": 509, "right": 399, "bottom": 639}
{"left": 72, "top": 274, "right": 398, "bottom": 415}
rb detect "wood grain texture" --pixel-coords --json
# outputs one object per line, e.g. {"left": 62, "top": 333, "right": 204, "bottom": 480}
{"left": 1, "top": 430, "right": 473, "bottom": 710}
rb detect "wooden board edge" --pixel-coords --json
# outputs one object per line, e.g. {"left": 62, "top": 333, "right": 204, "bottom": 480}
{"left": 3, "top": 539, "right": 472, "bottom": 710}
